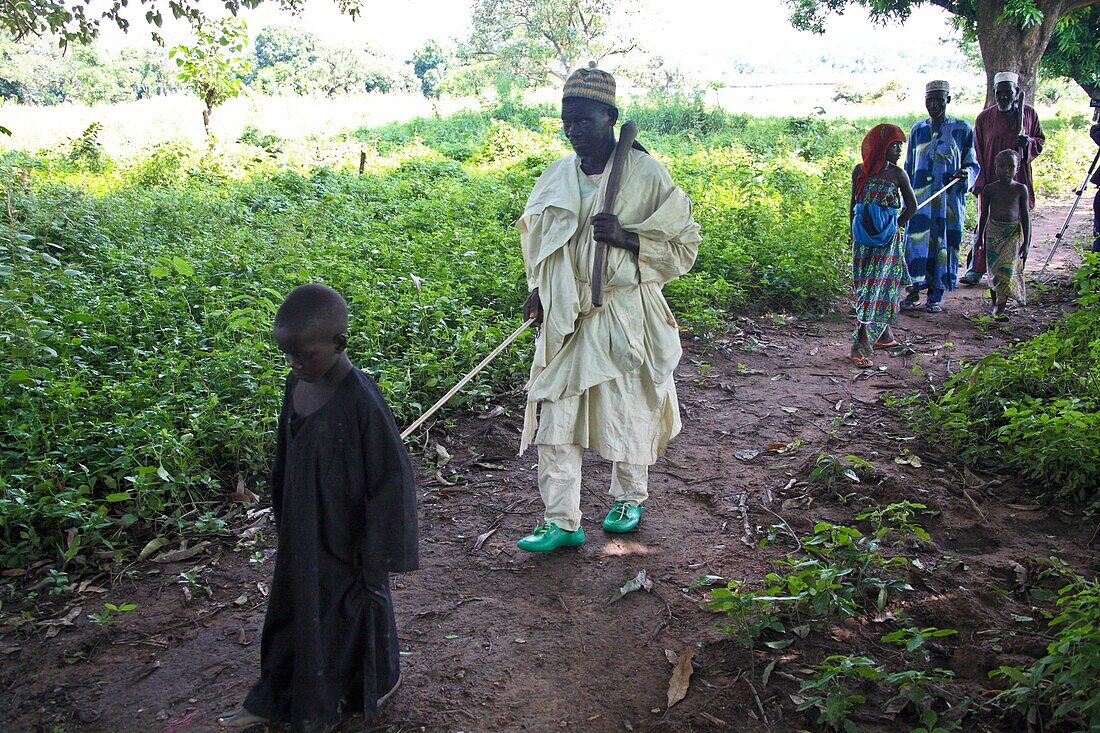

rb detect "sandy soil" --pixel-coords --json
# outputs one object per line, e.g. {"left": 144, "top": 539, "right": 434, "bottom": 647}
{"left": 1, "top": 201, "right": 1096, "bottom": 733}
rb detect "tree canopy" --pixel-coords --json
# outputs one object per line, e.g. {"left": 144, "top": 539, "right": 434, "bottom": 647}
{"left": 786, "top": 0, "right": 1100, "bottom": 101}
{"left": 464, "top": 0, "right": 636, "bottom": 87}
{"left": 170, "top": 17, "right": 252, "bottom": 135}
{"left": 0, "top": 0, "right": 362, "bottom": 47}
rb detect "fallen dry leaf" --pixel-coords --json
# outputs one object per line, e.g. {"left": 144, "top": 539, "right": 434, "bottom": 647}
{"left": 734, "top": 449, "right": 759, "bottom": 462}
{"left": 478, "top": 405, "right": 504, "bottom": 419}
{"left": 229, "top": 475, "right": 259, "bottom": 505}
{"left": 152, "top": 542, "right": 210, "bottom": 564}
{"left": 608, "top": 569, "right": 653, "bottom": 603}
{"left": 433, "top": 470, "right": 458, "bottom": 486}
{"left": 667, "top": 648, "right": 695, "bottom": 709}
{"left": 76, "top": 581, "right": 107, "bottom": 594}
{"left": 473, "top": 528, "right": 498, "bottom": 552}
{"left": 233, "top": 593, "right": 249, "bottom": 606}
{"left": 1007, "top": 503, "right": 1041, "bottom": 511}
{"left": 236, "top": 628, "right": 250, "bottom": 646}
{"left": 434, "top": 443, "right": 452, "bottom": 468}
{"left": 137, "top": 537, "right": 169, "bottom": 562}
{"left": 1009, "top": 560, "right": 1028, "bottom": 590}
{"left": 664, "top": 649, "right": 678, "bottom": 665}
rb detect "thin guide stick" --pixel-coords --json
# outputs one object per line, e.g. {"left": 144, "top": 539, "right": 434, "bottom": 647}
{"left": 591, "top": 120, "right": 638, "bottom": 308}
{"left": 400, "top": 318, "right": 535, "bottom": 440}
{"left": 914, "top": 178, "right": 960, "bottom": 212}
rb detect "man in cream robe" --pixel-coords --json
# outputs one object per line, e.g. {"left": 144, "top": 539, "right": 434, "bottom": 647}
{"left": 516, "top": 66, "right": 701, "bottom": 553}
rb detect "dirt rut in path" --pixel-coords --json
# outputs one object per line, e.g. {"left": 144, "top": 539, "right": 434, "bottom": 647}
{"left": 1, "top": 202, "right": 1097, "bottom": 733}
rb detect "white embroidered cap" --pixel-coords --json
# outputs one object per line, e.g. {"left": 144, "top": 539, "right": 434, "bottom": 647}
{"left": 993, "top": 71, "right": 1019, "bottom": 86}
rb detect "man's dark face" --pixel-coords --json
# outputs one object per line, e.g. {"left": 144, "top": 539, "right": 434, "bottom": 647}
{"left": 561, "top": 98, "right": 616, "bottom": 158}
{"left": 925, "top": 90, "right": 949, "bottom": 122}
{"left": 995, "top": 81, "right": 1018, "bottom": 112}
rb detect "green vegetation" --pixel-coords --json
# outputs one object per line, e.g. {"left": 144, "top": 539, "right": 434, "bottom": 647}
{"left": 708, "top": 497, "right": 1100, "bottom": 732}
{"left": 991, "top": 565, "right": 1100, "bottom": 731}
{"left": 913, "top": 254, "right": 1100, "bottom": 510}
{"left": 0, "top": 102, "right": 865, "bottom": 570}
{"left": 171, "top": 18, "right": 252, "bottom": 136}
{"left": 708, "top": 513, "right": 918, "bottom": 650}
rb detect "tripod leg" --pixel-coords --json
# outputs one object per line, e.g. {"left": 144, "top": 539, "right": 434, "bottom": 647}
{"left": 1038, "top": 147, "right": 1100, "bottom": 279}
{"left": 1093, "top": 184, "right": 1100, "bottom": 254}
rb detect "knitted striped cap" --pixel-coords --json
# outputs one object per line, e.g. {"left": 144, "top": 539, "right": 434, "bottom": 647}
{"left": 563, "top": 64, "right": 616, "bottom": 108}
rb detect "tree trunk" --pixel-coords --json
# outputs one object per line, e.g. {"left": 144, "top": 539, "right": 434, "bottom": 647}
{"left": 202, "top": 105, "right": 212, "bottom": 137}
{"left": 974, "top": 0, "right": 1080, "bottom": 108}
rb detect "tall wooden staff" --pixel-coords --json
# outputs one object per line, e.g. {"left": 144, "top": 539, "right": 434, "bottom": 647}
{"left": 1016, "top": 88, "right": 1028, "bottom": 165}
{"left": 591, "top": 120, "right": 638, "bottom": 308}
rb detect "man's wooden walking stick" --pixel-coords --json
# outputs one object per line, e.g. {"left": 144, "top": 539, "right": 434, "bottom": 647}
{"left": 591, "top": 120, "right": 638, "bottom": 308}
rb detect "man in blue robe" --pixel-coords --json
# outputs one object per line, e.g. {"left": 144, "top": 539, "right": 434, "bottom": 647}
{"left": 901, "top": 80, "right": 979, "bottom": 312}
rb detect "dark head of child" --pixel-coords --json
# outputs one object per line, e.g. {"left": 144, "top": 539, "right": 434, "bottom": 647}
{"left": 994, "top": 149, "right": 1019, "bottom": 181}
{"left": 274, "top": 284, "right": 351, "bottom": 384}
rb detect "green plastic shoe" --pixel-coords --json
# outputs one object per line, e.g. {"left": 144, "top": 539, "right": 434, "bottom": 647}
{"left": 516, "top": 523, "right": 585, "bottom": 553}
{"left": 602, "top": 501, "right": 644, "bottom": 533}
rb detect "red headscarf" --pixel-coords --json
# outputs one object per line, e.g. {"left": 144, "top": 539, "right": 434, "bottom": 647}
{"left": 855, "top": 123, "right": 906, "bottom": 195}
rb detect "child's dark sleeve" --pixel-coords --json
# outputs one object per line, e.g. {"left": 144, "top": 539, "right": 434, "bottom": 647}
{"left": 357, "top": 374, "right": 419, "bottom": 573}
{"left": 269, "top": 376, "right": 292, "bottom": 529}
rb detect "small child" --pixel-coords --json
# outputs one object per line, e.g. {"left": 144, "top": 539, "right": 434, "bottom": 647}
{"left": 976, "top": 149, "right": 1031, "bottom": 319}
{"left": 218, "top": 284, "right": 418, "bottom": 732}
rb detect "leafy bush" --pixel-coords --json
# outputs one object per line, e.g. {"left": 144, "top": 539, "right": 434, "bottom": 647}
{"left": 708, "top": 520, "right": 914, "bottom": 648}
{"left": 991, "top": 570, "right": 1100, "bottom": 731}
{"left": 913, "top": 254, "right": 1100, "bottom": 508}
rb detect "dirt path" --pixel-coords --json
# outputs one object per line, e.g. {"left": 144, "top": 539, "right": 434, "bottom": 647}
{"left": 2, "top": 203, "right": 1096, "bottom": 733}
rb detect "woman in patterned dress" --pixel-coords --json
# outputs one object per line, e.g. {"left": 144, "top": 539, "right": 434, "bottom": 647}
{"left": 849, "top": 124, "right": 917, "bottom": 368}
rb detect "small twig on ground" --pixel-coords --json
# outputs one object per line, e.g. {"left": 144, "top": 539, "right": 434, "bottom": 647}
{"left": 738, "top": 494, "right": 754, "bottom": 547}
{"left": 699, "top": 711, "right": 730, "bottom": 728}
{"left": 760, "top": 505, "right": 801, "bottom": 551}
{"left": 583, "top": 482, "right": 612, "bottom": 509}
{"left": 745, "top": 677, "right": 770, "bottom": 728}
{"left": 646, "top": 587, "right": 674, "bottom": 645}
{"left": 962, "top": 488, "right": 987, "bottom": 522}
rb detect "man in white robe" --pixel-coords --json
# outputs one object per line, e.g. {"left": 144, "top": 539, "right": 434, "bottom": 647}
{"left": 516, "top": 66, "right": 701, "bottom": 553}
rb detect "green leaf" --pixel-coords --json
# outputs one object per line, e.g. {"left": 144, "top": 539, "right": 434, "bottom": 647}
{"left": 137, "top": 537, "right": 169, "bottom": 561}
{"left": 7, "top": 369, "right": 33, "bottom": 384}
{"left": 104, "top": 492, "right": 132, "bottom": 503}
{"left": 171, "top": 257, "right": 195, "bottom": 276}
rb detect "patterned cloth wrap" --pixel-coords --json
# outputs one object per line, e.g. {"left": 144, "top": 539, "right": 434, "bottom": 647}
{"left": 852, "top": 179, "right": 908, "bottom": 357}
{"left": 985, "top": 218, "right": 1027, "bottom": 305}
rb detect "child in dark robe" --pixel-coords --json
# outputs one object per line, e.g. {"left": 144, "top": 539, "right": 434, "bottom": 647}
{"left": 218, "top": 284, "right": 418, "bottom": 732}
{"left": 976, "top": 150, "right": 1031, "bottom": 319}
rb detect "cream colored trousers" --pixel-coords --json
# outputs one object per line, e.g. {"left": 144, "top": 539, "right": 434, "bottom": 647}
{"left": 537, "top": 444, "right": 649, "bottom": 532}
